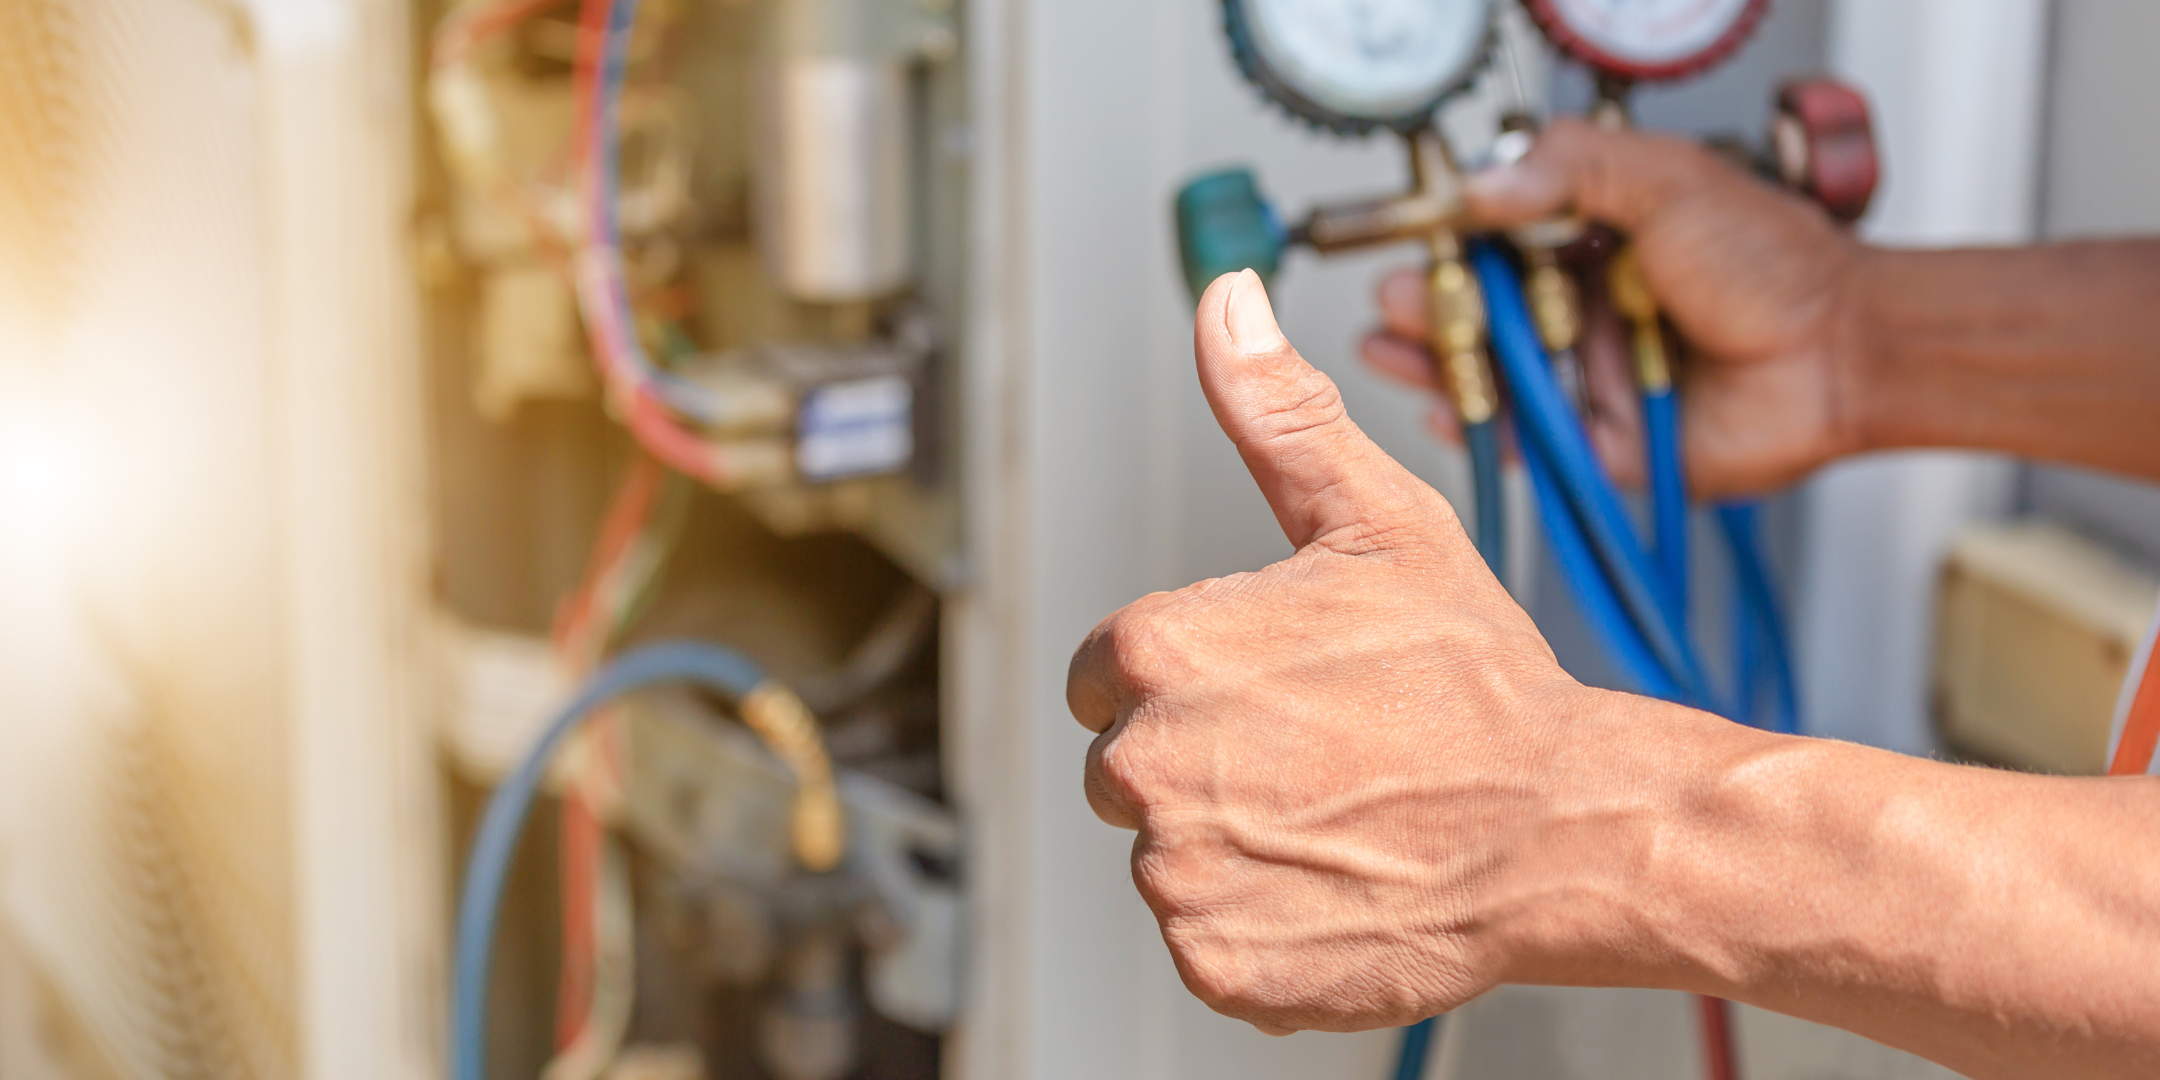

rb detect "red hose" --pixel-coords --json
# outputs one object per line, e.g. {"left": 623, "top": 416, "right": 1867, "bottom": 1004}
{"left": 1696, "top": 995, "right": 1741, "bottom": 1080}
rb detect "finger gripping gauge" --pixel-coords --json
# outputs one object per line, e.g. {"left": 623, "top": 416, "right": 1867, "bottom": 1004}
{"left": 1773, "top": 77, "right": 1879, "bottom": 224}
{"left": 1523, "top": 0, "right": 1770, "bottom": 84}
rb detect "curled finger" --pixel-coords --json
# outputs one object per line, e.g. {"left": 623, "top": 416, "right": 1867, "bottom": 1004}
{"left": 1360, "top": 331, "right": 1439, "bottom": 392}
{"left": 1084, "top": 727, "right": 1143, "bottom": 830}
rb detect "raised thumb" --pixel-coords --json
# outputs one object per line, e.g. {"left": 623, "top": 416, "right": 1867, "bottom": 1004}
{"left": 1194, "top": 270, "right": 1444, "bottom": 553}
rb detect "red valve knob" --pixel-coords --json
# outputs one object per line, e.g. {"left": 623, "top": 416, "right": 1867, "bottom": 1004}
{"left": 1772, "top": 78, "right": 1879, "bottom": 224}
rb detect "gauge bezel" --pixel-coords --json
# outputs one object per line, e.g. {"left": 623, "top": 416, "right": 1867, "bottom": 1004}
{"left": 1523, "top": 0, "right": 1770, "bottom": 83}
{"left": 1224, "top": 0, "right": 1496, "bottom": 136}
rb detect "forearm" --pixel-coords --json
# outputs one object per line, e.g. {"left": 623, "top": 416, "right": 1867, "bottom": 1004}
{"left": 1852, "top": 240, "right": 2160, "bottom": 480}
{"left": 1499, "top": 692, "right": 2160, "bottom": 1080}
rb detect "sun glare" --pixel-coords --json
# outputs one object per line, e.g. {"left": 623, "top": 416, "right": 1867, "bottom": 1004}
{"left": 0, "top": 390, "right": 94, "bottom": 562}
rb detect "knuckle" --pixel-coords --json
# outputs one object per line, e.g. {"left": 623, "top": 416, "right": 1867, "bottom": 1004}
{"left": 1131, "top": 827, "right": 1231, "bottom": 917}
{"left": 1094, "top": 732, "right": 1155, "bottom": 806}
{"left": 1536, "top": 115, "right": 1595, "bottom": 153}
{"left": 1129, "top": 841, "right": 1175, "bottom": 909}
{"left": 1102, "top": 608, "right": 1184, "bottom": 687}
{"left": 1130, "top": 834, "right": 1191, "bottom": 906}
{"left": 1250, "top": 369, "right": 1350, "bottom": 447}
{"left": 1084, "top": 770, "right": 1138, "bottom": 829}
{"left": 1176, "top": 946, "right": 1260, "bottom": 1016}
{"left": 1662, "top": 140, "right": 1735, "bottom": 199}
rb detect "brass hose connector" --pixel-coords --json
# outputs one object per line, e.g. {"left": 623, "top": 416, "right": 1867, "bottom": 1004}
{"left": 1522, "top": 245, "right": 1581, "bottom": 355}
{"left": 739, "top": 682, "right": 846, "bottom": 872}
{"left": 1428, "top": 234, "right": 1497, "bottom": 425}
{"left": 1606, "top": 247, "right": 1673, "bottom": 394}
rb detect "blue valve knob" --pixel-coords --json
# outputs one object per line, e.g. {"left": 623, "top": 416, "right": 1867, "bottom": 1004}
{"left": 1174, "top": 168, "right": 1288, "bottom": 302}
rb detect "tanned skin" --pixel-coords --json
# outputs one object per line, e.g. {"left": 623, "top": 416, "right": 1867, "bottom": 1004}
{"left": 1070, "top": 120, "right": 2160, "bottom": 1080}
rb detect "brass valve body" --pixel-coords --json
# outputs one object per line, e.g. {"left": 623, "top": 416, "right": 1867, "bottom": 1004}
{"left": 1428, "top": 237, "right": 1497, "bottom": 425}
{"left": 1607, "top": 247, "right": 1673, "bottom": 393}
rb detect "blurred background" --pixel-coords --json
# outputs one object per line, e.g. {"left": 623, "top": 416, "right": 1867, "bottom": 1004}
{"left": 0, "top": 1, "right": 2154, "bottom": 1079}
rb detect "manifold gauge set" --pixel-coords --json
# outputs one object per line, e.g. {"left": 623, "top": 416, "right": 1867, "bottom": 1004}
{"left": 1222, "top": 0, "right": 1770, "bottom": 135}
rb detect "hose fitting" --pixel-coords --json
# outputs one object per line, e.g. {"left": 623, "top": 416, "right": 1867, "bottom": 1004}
{"left": 739, "top": 682, "right": 846, "bottom": 872}
{"left": 1428, "top": 234, "right": 1497, "bottom": 425}
{"left": 1607, "top": 247, "right": 1672, "bottom": 393}
{"left": 1523, "top": 245, "right": 1580, "bottom": 355}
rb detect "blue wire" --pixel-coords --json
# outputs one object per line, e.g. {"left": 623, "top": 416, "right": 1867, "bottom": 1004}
{"left": 451, "top": 641, "right": 768, "bottom": 1080}
{"left": 591, "top": 0, "right": 725, "bottom": 426}
{"left": 1718, "top": 503, "right": 1800, "bottom": 734}
{"left": 1464, "top": 418, "right": 1507, "bottom": 580}
{"left": 1643, "top": 387, "right": 1690, "bottom": 629}
{"left": 1471, "top": 242, "right": 1714, "bottom": 708}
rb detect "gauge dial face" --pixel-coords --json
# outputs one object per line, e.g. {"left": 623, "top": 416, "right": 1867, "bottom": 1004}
{"left": 1240, "top": 0, "right": 1492, "bottom": 124}
{"left": 1529, "top": 0, "right": 1766, "bottom": 80}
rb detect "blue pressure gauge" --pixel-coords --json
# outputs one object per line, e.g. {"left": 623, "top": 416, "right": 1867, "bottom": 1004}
{"left": 1225, "top": 0, "right": 1496, "bottom": 135}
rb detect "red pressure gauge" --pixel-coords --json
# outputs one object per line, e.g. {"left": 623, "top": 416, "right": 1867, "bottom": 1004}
{"left": 1524, "top": 0, "right": 1770, "bottom": 83}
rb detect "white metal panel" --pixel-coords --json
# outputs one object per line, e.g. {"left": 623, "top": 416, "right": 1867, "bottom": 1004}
{"left": 249, "top": 1, "right": 443, "bottom": 1077}
{"left": 1793, "top": 0, "right": 2046, "bottom": 754}
{"left": 2020, "top": 3, "right": 2160, "bottom": 585}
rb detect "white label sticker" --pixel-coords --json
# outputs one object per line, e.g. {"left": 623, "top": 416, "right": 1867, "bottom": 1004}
{"left": 797, "top": 375, "right": 914, "bottom": 481}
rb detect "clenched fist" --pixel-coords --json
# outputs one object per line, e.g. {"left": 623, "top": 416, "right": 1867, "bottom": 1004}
{"left": 1066, "top": 269, "right": 1722, "bottom": 1036}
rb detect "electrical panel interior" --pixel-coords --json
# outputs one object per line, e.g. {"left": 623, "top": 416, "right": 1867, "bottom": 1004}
{"left": 415, "top": 1, "right": 969, "bottom": 1077}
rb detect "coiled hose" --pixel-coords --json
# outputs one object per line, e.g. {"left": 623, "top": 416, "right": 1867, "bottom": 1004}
{"left": 1463, "top": 242, "right": 1803, "bottom": 1080}
{"left": 451, "top": 642, "right": 769, "bottom": 1080}
{"left": 1475, "top": 242, "right": 1716, "bottom": 708}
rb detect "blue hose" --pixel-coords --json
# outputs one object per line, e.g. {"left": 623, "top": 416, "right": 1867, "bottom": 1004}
{"left": 1523, "top": 429, "right": 1684, "bottom": 699}
{"left": 1719, "top": 503, "right": 1800, "bottom": 734}
{"left": 1729, "top": 555, "right": 1762, "bottom": 728}
{"left": 1388, "top": 248, "right": 1798, "bottom": 1080}
{"left": 1643, "top": 388, "right": 1690, "bottom": 629}
{"left": 1393, "top": 1016, "right": 1439, "bottom": 1080}
{"left": 451, "top": 641, "right": 768, "bottom": 1080}
{"left": 1471, "top": 243, "right": 1715, "bottom": 708}
{"left": 1465, "top": 418, "right": 1507, "bottom": 582}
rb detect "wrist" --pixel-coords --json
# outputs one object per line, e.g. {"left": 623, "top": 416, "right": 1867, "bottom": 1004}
{"left": 1832, "top": 243, "right": 1898, "bottom": 458}
{"left": 1483, "top": 689, "right": 1793, "bottom": 994}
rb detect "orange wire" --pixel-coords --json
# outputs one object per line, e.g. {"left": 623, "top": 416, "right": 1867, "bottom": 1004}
{"left": 569, "top": 0, "right": 610, "bottom": 199}
{"left": 552, "top": 453, "right": 666, "bottom": 661}
{"left": 2110, "top": 657, "right": 2160, "bottom": 776}
{"left": 555, "top": 791, "right": 603, "bottom": 1047}
{"left": 432, "top": 0, "right": 579, "bottom": 70}
{"left": 549, "top": 451, "right": 666, "bottom": 1049}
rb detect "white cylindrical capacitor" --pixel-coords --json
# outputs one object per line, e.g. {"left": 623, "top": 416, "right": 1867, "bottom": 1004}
{"left": 754, "top": 58, "right": 912, "bottom": 302}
